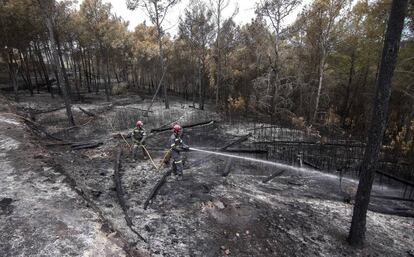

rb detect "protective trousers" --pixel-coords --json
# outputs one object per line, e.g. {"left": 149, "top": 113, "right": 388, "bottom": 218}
{"left": 171, "top": 150, "right": 183, "bottom": 176}
{"left": 133, "top": 141, "right": 147, "bottom": 160}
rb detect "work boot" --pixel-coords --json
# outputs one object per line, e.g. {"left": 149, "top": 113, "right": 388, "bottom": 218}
{"left": 177, "top": 174, "right": 183, "bottom": 181}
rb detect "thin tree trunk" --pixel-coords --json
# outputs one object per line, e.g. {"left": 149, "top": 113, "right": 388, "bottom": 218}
{"left": 198, "top": 58, "right": 204, "bottom": 110}
{"left": 56, "top": 33, "right": 72, "bottom": 98}
{"left": 18, "top": 52, "right": 31, "bottom": 91}
{"left": 341, "top": 51, "right": 355, "bottom": 127}
{"left": 38, "top": 0, "right": 75, "bottom": 126}
{"left": 158, "top": 28, "right": 169, "bottom": 109}
{"left": 99, "top": 44, "right": 110, "bottom": 101}
{"left": 313, "top": 51, "right": 326, "bottom": 123}
{"left": 347, "top": 0, "right": 408, "bottom": 247}
{"left": 21, "top": 50, "right": 34, "bottom": 96}
{"left": 29, "top": 46, "right": 40, "bottom": 93}
{"left": 105, "top": 47, "right": 111, "bottom": 101}
{"left": 96, "top": 54, "right": 100, "bottom": 94}
{"left": 7, "top": 50, "right": 19, "bottom": 102}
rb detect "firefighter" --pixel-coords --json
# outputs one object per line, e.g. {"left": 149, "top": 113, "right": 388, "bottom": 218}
{"left": 169, "top": 124, "right": 189, "bottom": 180}
{"left": 132, "top": 120, "right": 148, "bottom": 161}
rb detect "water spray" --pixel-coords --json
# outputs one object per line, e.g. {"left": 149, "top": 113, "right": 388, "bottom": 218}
{"left": 189, "top": 147, "right": 316, "bottom": 174}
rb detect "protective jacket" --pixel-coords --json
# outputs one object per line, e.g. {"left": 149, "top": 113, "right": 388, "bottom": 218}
{"left": 169, "top": 134, "right": 189, "bottom": 176}
{"left": 132, "top": 127, "right": 146, "bottom": 144}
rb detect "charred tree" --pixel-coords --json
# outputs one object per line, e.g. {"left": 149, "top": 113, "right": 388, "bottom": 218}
{"left": 38, "top": 0, "right": 75, "bottom": 126}
{"left": 347, "top": 0, "right": 408, "bottom": 247}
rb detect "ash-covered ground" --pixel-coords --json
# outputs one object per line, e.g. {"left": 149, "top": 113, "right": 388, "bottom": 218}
{"left": 1, "top": 92, "right": 413, "bottom": 257}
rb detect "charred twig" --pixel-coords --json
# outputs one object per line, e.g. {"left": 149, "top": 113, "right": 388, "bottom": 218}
{"left": 262, "top": 170, "right": 286, "bottom": 183}
{"left": 113, "top": 149, "right": 147, "bottom": 242}
{"left": 78, "top": 106, "right": 97, "bottom": 117}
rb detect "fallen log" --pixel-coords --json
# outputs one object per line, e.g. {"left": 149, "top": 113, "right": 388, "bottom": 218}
{"left": 78, "top": 106, "right": 97, "bottom": 117}
{"left": 375, "top": 170, "right": 414, "bottom": 188}
{"left": 221, "top": 133, "right": 252, "bottom": 150}
{"left": 45, "top": 141, "right": 102, "bottom": 148}
{"left": 222, "top": 158, "right": 233, "bottom": 177}
{"left": 31, "top": 106, "right": 66, "bottom": 115}
{"left": 124, "top": 106, "right": 153, "bottom": 113}
{"left": 45, "top": 142, "right": 74, "bottom": 147}
{"left": 262, "top": 170, "right": 286, "bottom": 183}
{"left": 113, "top": 149, "right": 147, "bottom": 242}
{"left": 144, "top": 134, "right": 252, "bottom": 210}
{"left": 302, "top": 160, "right": 320, "bottom": 170}
{"left": 143, "top": 169, "right": 172, "bottom": 210}
{"left": 23, "top": 119, "right": 64, "bottom": 141}
{"left": 112, "top": 133, "right": 131, "bottom": 139}
{"left": 150, "top": 120, "right": 215, "bottom": 133}
{"left": 71, "top": 142, "right": 103, "bottom": 150}
{"left": 370, "top": 195, "right": 414, "bottom": 203}
{"left": 253, "top": 140, "right": 366, "bottom": 148}
{"left": 47, "top": 159, "right": 146, "bottom": 255}
{"left": 51, "top": 118, "right": 94, "bottom": 136}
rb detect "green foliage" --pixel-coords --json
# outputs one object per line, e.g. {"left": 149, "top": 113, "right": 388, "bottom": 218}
{"left": 1, "top": 0, "right": 413, "bottom": 160}
{"left": 112, "top": 82, "right": 129, "bottom": 95}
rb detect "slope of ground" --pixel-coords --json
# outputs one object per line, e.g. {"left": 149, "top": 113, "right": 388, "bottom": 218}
{"left": 1, "top": 92, "right": 413, "bottom": 257}
{"left": 0, "top": 112, "right": 145, "bottom": 256}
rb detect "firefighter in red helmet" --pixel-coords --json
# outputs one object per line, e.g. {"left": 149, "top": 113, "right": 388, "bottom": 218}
{"left": 169, "top": 124, "right": 189, "bottom": 180}
{"left": 132, "top": 120, "right": 148, "bottom": 161}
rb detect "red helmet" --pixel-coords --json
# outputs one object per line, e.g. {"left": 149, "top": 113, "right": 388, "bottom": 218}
{"left": 173, "top": 124, "right": 182, "bottom": 134}
{"left": 136, "top": 120, "right": 143, "bottom": 128}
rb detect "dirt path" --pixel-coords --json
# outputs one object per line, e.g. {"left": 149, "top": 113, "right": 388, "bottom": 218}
{"left": 0, "top": 114, "right": 129, "bottom": 257}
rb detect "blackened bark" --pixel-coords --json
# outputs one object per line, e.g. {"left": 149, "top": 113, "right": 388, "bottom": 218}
{"left": 56, "top": 33, "right": 72, "bottom": 98}
{"left": 7, "top": 50, "right": 19, "bottom": 102}
{"left": 38, "top": 0, "right": 75, "bottom": 126}
{"left": 347, "top": 0, "right": 408, "bottom": 247}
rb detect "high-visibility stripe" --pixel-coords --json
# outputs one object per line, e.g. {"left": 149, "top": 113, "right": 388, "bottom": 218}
{"left": 174, "top": 160, "right": 183, "bottom": 164}
{"left": 171, "top": 144, "right": 175, "bottom": 147}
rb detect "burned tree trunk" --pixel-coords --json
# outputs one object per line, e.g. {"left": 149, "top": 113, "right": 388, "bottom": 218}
{"left": 38, "top": 0, "right": 75, "bottom": 126}
{"left": 113, "top": 149, "right": 147, "bottom": 242}
{"left": 7, "top": 50, "right": 19, "bottom": 102}
{"left": 347, "top": 0, "right": 408, "bottom": 247}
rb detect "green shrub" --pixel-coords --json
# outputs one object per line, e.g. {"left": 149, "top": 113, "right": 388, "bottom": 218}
{"left": 112, "top": 82, "right": 129, "bottom": 95}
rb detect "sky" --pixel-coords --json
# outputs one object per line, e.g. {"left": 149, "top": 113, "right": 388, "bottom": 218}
{"left": 77, "top": 0, "right": 312, "bottom": 36}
